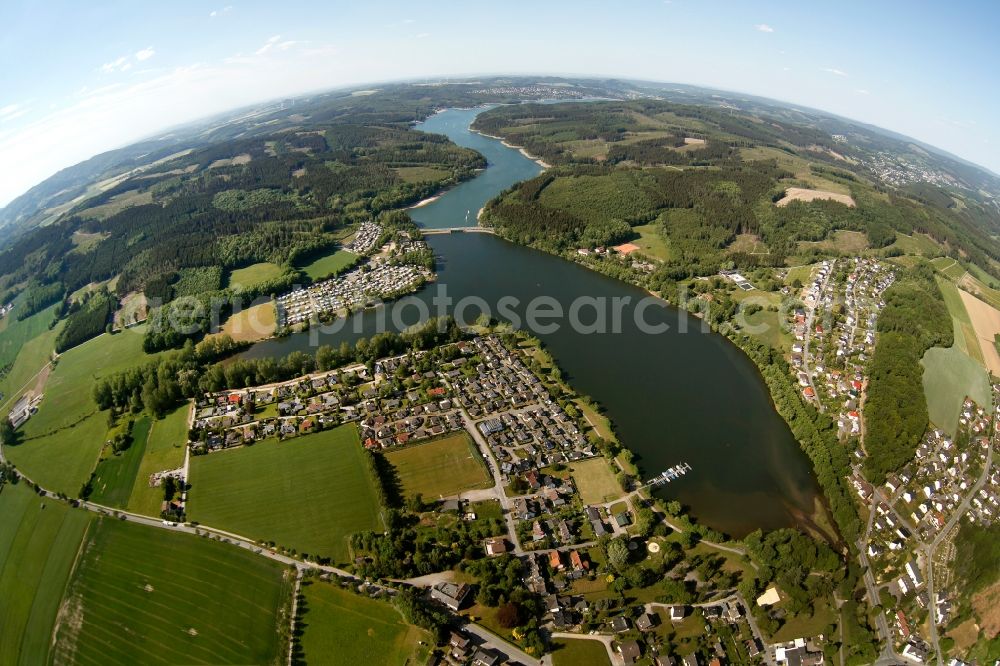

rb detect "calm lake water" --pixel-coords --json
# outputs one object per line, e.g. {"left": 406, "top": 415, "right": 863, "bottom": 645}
{"left": 245, "top": 108, "right": 822, "bottom": 537}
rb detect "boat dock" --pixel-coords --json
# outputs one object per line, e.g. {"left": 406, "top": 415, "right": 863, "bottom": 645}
{"left": 643, "top": 462, "right": 692, "bottom": 488}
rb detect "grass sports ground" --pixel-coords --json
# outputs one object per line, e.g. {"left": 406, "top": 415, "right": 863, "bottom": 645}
{"left": 126, "top": 405, "right": 190, "bottom": 516}
{"left": 384, "top": 431, "right": 491, "bottom": 499}
{"left": 550, "top": 637, "right": 612, "bottom": 666}
{"left": 300, "top": 248, "right": 360, "bottom": 281}
{"left": 88, "top": 416, "right": 152, "bottom": 508}
{"left": 52, "top": 518, "right": 291, "bottom": 665}
{"left": 187, "top": 425, "right": 382, "bottom": 562}
{"left": 0, "top": 482, "right": 93, "bottom": 665}
{"left": 298, "top": 580, "right": 430, "bottom": 665}
{"left": 922, "top": 346, "right": 992, "bottom": 435}
{"left": 565, "top": 457, "right": 623, "bottom": 504}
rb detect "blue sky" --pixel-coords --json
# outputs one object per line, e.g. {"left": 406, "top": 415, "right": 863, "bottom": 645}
{"left": 0, "top": 0, "right": 997, "bottom": 206}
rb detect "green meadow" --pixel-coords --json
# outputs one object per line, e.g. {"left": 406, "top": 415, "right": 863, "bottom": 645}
{"left": 52, "top": 517, "right": 292, "bottom": 665}
{"left": 187, "top": 425, "right": 382, "bottom": 563}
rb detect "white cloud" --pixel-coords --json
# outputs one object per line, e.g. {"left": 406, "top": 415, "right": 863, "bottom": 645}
{"left": 754, "top": 24, "right": 774, "bottom": 33}
{"left": 255, "top": 35, "right": 282, "bottom": 56}
{"left": 855, "top": 89, "right": 870, "bottom": 95}
{"left": 414, "top": 32, "right": 431, "bottom": 39}
{"left": 823, "top": 67, "right": 848, "bottom": 77}
{"left": 99, "top": 55, "right": 130, "bottom": 73}
{"left": 210, "top": 5, "right": 233, "bottom": 18}
{"left": 0, "top": 103, "right": 29, "bottom": 123}
{"left": 135, "top": 47, "right": 155, "bottom": 61}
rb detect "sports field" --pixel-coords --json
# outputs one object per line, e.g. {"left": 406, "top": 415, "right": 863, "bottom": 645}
{"left": 922, "top": 346, "right": 992, "bottom": 435}
{"left": 52, "top": 517, "right": 291, "bottom": 665}
{"left": 300, "top": 249, "right": 360, "bottom": 281}
{"left": 4, "top": 412, "right": 107, "bottom": 496}
{"left": 0, "top": 482, "right": 93, "bottom": 665}
{"left": 385, "top": 432, "right": 490, "bottom": 499}
{"left": 227, "top": 262, "right": 285, "bottom": 288}
{"left": 551, "top": 637, "right": 611, "bottom": 666}
{"left": 298, "top": 580, "right": 430, "bottom": 665}
{"left": 565, "top": 457, "right": 623, "bottom": 504}
{"left": 89, "top": 416, "right": 152, "bottom": 508}
{"left": 127, "top": 405, "right": 190, "bottom": 516}
{"left": 187, "top": 425, "right": 382, "bottom": 562}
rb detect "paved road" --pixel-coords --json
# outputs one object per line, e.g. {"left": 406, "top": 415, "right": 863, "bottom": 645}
{"left": 802, "top": 262, "right": 833, "bottom": 413}
{"left": 926, "top": 443, "right": 993, "bottom": 663}
{"left": 464, "top": 622, "right": 542, "bottom": 666}
{"left": 460, "top": 406, "right": 524, "bottom": 555}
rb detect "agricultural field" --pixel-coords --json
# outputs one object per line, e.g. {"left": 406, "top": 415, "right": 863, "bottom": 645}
{"left": 297, "top": 580, "right": 431, "bottom": 665}
{"left": 921, "top": 346, "right": 991, "bottom": 435}
{"left": 0, "top": 482, "right": 93, "bottom": 666}
{"left": 213, "top": 301, "right": 276, "bottom": 342}
{"left": 886, "top": 233, "right": 944, "bottom": 257}
{"left": 936, "top": 277, "right": 985, "bottom": 364}
{"left": 958, "top": 288, "right": 1000, "bottom": 376}
{"left": 0, "top": 300, "right": 59, "bottom": 380}
{"left": 126, "top": 405, "right": 190, "bottom": 516}
{"left": 776, "top": 187, "right": 856, "bottom": 208}
{"left": 933, "top": 256, "right": 969, "bottom": 282}
{"left": 20, "top": 326, "right": 154, "bottom": 439}
{"left": 227, "top": 262, "right": 285, "bottom": 289}
{"left": 550, "top": 637, "right": 611, "bottom": 666}
{"left": 0, "top": 325, "right": 58, "bottom": 413}
{"left": 384, "top": 432, "right": 491, "bottom": 500}
{"left": 4, "top": 412, "right": 107, "bottom": 496}
{"left": 300, "top": 248, "right": 361, "bottom": 281}
{"left": 88, "top": 416, "right": 152, "bottom": 508}
{"left": 52, "top": 518, "right": 292, "bottom": 666}
{"left": 187, "top": 425, "right": 383, "bottom": 563}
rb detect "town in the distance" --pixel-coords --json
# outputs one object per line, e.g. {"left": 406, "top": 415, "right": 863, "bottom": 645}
{"left": 1, "top": 69, "right": 999, "bottom": 666}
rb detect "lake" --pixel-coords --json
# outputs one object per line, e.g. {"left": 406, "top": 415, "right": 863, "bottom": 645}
{"left": 245, "top": 108, "right": 824, "bottom": 537}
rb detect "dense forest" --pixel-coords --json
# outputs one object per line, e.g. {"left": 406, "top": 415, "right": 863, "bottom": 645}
{"left": 863, "top": 262, "right": 952, "bottom": 483}
{"left": 475, "top": 101, "right": 1000, "bottom": 281}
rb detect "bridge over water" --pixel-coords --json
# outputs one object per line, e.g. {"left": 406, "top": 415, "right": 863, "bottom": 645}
{"left": 421, "top": 227, "right": 495, "bottom": 235}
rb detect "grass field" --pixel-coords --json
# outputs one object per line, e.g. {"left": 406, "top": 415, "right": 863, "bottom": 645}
{"left": 922, "top": 346, "right": 992, "bottom": 435}
{"left": 300, "top": 249, "right": 360, "bottom": 281}
{"left": 936, "top": 277, "right": 984, "bottom": 364}
{"left": 187, "top": 425, "right": 382, "bottom": 562}
{"left": 563, "top": 457, "right": 622, "bottom": 504}
{"left": 629, "top": 223, "right": 671, "bottom": 261}
{"left": 888, "top": 233, "right": 943, "bottom": 257}
{"left": 127, "top": 406, "right": 190, "bottom": 516}
{"left": 932, "top": 256, "right": 969, "bottom": 282}
{"left": 394, "top": 166, "right": 451, "bottom": 184}
{"left": 52, "top": 517, "right": 292, "bottom": 665}
{"left": 550, "top": 637, "right": 611, "bottom": 666}
{"left": 0, "top": 482, "right": 93, "bottom": 665}
{"left": 797, "top": 230, "right": 869, "bottom": 254}
{"left": 384, "top": 432, "right": 491, "bottom": 500}
{"left": 89, "top": 416, "right": 152, "bottom": 508}
{"left": 0, "top": 301, "right": 58, "bottom": 383}
{"left": 214, "top": 301, "right": 276, "bottom": 342}
{"left": 227, "top": 262, "right": 285, "bottom": 289}
{"left": 298, "top": 580, "right": 430, "bottom": 665}
{"left": 0, "top": 324, "right": 58, "bottom": 411}
{"left": 5, "top": 412, "right": 107, "bottom": 496}
{"left": 21, "top": 326, "right": 155, "bottom": 439}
